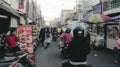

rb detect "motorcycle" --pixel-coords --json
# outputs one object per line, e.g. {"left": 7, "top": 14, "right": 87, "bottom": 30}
{"left": 62, "top": 59, "right": 92, "bottom": 67}
{"left": 59, "top": 42, "right": 69, "bottom": 58}
{"left": 113, "top": 47, "right": 120, "bottom": 64}
{"left": 33, "top": 36, "right": 41, "bottom": 51}
{"left": 0, "top": 52, "right": 31, "bottom": 67}
{"left": 0, "top": 33, "right": 32, "bottom": 67}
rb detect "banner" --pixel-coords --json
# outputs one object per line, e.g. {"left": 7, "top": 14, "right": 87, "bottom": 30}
{"left": 18, "top": 25, "right": 35, "bottom": 65}
{"left": 18, "top": 0, "right": 25, "bottom": 9}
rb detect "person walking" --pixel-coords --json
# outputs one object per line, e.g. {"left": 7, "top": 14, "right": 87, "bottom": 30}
{"left": 44, "top": 27, "right": 51, "bottom": 49}
{"left": 52, "top": 27, "right": 58, "bottom": 41}
{"left": 39, "top": 28, "right": 45, "bottom": 47}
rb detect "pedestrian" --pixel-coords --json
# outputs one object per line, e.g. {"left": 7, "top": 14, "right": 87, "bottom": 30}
{"left": 5, "top": 28, "right": 20, "bottom": 53}
{"left": 39, "top": 27, "right": 45, "bottom": 47}
{"left": 44, "top": 27, "right": 52, "bottom": 49}
{"left": 52, "top": 27, "right": 58, "bottom": 41}
{"left": 62, "top": 26, "right": 91, "bottom": 67}
{"left": 57, "top": 27, "right": 63, "bottom": 37}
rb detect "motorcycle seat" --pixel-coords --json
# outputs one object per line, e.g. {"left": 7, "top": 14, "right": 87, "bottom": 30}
{"left": 0, "top": 56, "right": 18, "bottom": 63}
{"left": 5, "top": 51, "right": 27, "bottom": 57}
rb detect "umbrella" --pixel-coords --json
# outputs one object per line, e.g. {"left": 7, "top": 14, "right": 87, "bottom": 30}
{"left": 89, "top": 14, "right": 112, "bottom": 23}
{"left": 82, "top": 14, "right": 112, "bottom": 23}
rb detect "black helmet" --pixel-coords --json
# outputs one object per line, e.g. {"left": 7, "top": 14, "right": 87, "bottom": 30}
{"left": 73, "top": 27, "right": 84, "bottom": 37}
{"left": 65, "top": 28, "right": 71, "bottom": 33}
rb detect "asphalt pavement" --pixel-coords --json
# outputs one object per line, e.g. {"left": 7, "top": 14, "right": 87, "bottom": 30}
{"left": 34, "top": 40, "right": 120, "bottom": 67}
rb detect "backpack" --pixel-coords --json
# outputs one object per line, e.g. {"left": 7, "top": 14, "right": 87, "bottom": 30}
{"left": 46, "top": 32, "right": 50, "bottom": 38}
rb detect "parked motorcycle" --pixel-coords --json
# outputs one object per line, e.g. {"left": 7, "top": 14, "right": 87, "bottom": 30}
{"left": 0, "top": 33, "right": 32, "bottom": 67}
{"left": 0, "top": 52, "right": 31, "bottom": 67}
{"left": 33, "top": 36, "right": 41, "bottom": 51}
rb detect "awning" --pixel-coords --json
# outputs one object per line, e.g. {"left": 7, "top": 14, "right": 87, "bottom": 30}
{"left": 104, "top": 22, "right": 119, "bottom": 25}
{"left": 0, "top": 4, "right": 19, "bottom": 17}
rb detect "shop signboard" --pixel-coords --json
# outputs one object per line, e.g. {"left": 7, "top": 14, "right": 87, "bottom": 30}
{"left": 18, "top": 0, "right": 25, "bottom": 9}
{"left": 18, "top": 25, "right": 35, "bottom": 64}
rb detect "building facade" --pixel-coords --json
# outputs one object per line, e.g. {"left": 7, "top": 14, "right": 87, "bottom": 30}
{"left": 102, "top": 0, "right": 120, "bottom": 50}
{"left": 0, "top": 0, "right": 19, "bottom": 34}
{"left": 0, "top": 0, "right": 42, "bottom": 34}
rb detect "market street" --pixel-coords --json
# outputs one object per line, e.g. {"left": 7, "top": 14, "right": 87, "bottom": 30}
{"left": 34, "top": 40, "right": 120, "bottom": 67}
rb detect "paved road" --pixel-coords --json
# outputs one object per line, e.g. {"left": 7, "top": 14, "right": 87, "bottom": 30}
{"left": 34, "top": 40, "right": 120, "bottom": 67}
{"left": 35, "top": 41, "right": 63, "bottom": 67}
{"left": 87, "top": 50, "right": 120, "bottom": 67}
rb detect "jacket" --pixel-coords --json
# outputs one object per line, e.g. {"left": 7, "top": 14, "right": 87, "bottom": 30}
{"left": 67, "top": 33, "right": 90, "bottom": 62}
{"left": 5, "top": 35, "right": 18, "bottom": 48}
{"left": 60, "top": 33, "right": 73, "bottom": 43}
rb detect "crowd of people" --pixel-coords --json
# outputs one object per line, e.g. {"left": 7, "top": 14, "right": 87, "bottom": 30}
{"left": 38, "top": 24, "right": 91, "bottom": 67}
{"left": 1, "top": 23, "right": 119, "bottom": 66}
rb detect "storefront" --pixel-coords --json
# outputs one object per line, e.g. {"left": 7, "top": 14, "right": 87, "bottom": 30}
{"left": 104, "top": 22, "right": 119, "bottom": 50}
{"left": 0, "top": 4, "right": 20, "bottom": 34}
{"left": 103, "top": 13, "right": 120, "bottom": 50}
{"left": 0, "top": 8, "right": 11, "bottom": 34}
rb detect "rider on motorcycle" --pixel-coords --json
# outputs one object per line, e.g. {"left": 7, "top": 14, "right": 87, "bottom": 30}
{"left": 62, "top": 23, "right": 91, "bottom": 67}
{"left": 60, "top": 28, "right": 73, "bottom": 45}
{"left": 59, "top": 28, "right": 73, "bottom": 57}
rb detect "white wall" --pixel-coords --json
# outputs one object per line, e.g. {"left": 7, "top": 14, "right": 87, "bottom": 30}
{"left": 10, "top": 0, "right": 18, "bottom": 10}
{"left": 3, "top": 0, "right": 11, "bottom": 4}
{"left": 104, "top": 7, "right": 120, "bottom": 15}
{"left": 10, "top": 17, "right": 18, "bottom": 27}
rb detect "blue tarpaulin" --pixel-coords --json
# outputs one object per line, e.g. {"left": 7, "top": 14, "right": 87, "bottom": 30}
{"left": 112, "top": 15, "right": 120, "bottom": 20}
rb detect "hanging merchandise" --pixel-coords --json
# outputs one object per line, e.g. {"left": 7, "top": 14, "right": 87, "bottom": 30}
{"left": 18, "top": 25, "right": 35, "bottom": 65}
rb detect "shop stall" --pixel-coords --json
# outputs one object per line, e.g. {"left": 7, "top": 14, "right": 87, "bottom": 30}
{"left": 104, "top": 21, "right": 120, "bottom": 50}
{"left": 18, "top": 25, "right": 35, "bottom": 65}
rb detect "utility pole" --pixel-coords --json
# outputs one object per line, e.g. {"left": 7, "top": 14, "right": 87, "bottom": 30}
{"left": 32, "top": 0, "right": 34, "bottom": 24}
{"left": 26, "top": 0, "right": 29, "bottom": 24}
{"left": 100, "top": 0, "right": 103, "bottom": 14}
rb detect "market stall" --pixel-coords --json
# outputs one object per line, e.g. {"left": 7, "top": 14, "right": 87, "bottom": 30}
{"left": 18, "top": 25, "right": 35, "bottom": 65}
